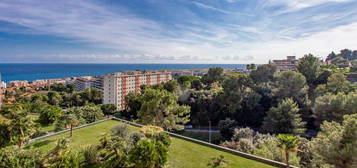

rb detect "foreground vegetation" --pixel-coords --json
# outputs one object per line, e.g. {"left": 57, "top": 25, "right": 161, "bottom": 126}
{"left": 22, "top": 120, "right": 274, "bottom": 168}
{"left": 1, "top": 49, "right": 357, "bottom": 167}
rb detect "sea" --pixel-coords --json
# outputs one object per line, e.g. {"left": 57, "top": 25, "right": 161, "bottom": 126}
{"left": 0, "top": 64, "right": 246, "bottom": 83}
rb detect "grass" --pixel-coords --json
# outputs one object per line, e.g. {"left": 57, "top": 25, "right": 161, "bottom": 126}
{"left": 28, "top": 120, "right": 275, "bottom": 168}
{"left": 178, "top": 131, "right": 221, "bottom": 144}
{"left": 28, "top": 114, "right": 56, "bottom": 133}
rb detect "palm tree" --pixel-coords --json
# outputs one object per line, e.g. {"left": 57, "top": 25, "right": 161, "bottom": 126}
{"left": 63, "top": 114, "right": 80, "bottom": 137}
{"left": 277, "top": 134, "right": 300, "bottom": 168}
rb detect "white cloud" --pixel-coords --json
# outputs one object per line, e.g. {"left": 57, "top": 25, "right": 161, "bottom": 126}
{"left": 0, "top": 0, "right": 356, "bottom": 63}
{"left": 192, "top": 1, "right": 232, "bottom": 14}
{"left": 264, "top": 0, "right": 353, "bottom": 14}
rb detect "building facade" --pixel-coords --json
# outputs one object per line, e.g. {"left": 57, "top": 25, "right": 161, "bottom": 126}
{"left": 74, "top": 76, "right": 103, "bottom": 91}
{"left": 103, "top": 71, "right": 172, "bottom": 110}
{"left": 270, "top": 56, "right": 299, "bottom": 71}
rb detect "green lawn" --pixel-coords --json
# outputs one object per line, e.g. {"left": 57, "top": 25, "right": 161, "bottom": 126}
{"left": 28, "top": 114, "right": 56, "bottom": 133}
{"left": 28, "top": 120, "right": 275, "bottom": 168}
{"left": 178, "top": 131, "right": 221, "bottom": 144}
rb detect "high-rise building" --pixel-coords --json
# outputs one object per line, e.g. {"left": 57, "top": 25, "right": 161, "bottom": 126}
{"left": 103, "top": 71, "right": 172, "bottom": 110}
{"left": 74, "top": 76, "right": 103, "bottom": 91}
{"left": 269, "top": 56, "right": 299, "bottom": 71}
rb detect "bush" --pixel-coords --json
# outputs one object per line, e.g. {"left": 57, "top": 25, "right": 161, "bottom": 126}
{"left": 38, "top": 105, "right": 62, "bottom": 125}
{"left": 236, "top": 138, "right": 255, "bottom": 153}
{"left": 129, "top": 139, "right": 169, "bottom": 168}
{"left": 218, "top": 118, "right": 236, "bottom": 140}
{"left": 207, "top": 155, "right": 228, "bottom": 168}
{"left": 82, "top": 145, "right": 100, "bottom": 166}
{"left": 0, "top": 146, "right": 43, "bottom": 168}
{"left": 129, "top": 132, "right": 146, "bottom": 145}
{"left": 232, "top": 127, "right": 254, "bottom": 141}
{"left": 140, "top": 126, "right": 164, "bottom": 137}
{"left": 111, "top": 124, "right": 130, "bottom": 139}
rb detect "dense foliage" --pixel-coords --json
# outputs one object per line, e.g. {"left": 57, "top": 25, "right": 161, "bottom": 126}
{"left": 0, "top": 124, "right": 171, "bottom": 168}
{"left": 1, "top": 50, "right": 357, "bottom": 167}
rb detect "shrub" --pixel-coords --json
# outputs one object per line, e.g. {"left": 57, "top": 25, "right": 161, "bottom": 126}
{"left": 0, "top": 146, "right": 43, "bottom": 168}
{"left": 129, "top": 139, "right": 169, "bottom": 168}
{"left": 129, "top": 132, "right": 146, "bottom": 145}
{"left": 140, "top": 126, "right": 164, "bottom": 137}
{"left": 207, "top": 155, "right": 228, "bottom": 168}
{"left": 218, "top": 118, "right": 236, "bottom": 140}
{"left": 232, "top": 127, "right": 254, "bottom": 141}
{"left": 111, "top": 124, "right": 130, "bottom": 139}
{"left": 236, "top": 138, "right": 255, "bottom": 153}
{"left": 82, "top": 145, "right": 100, "bottom": 166}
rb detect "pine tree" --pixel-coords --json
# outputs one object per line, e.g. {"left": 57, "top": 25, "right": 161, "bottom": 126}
{"left": 311, "top": 114, "right": 357, "bottom": 168}
{"left": 263, "top": 98, "right": 306, "bottom": 135}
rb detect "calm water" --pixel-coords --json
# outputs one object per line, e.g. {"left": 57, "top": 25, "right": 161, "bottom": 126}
{"left": 0, "top": 64, "right": 245, "bottom": 83}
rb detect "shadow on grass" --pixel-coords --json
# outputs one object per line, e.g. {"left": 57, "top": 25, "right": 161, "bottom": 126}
{"left": 29, "top": 140, "right": 55, "bottom": 148}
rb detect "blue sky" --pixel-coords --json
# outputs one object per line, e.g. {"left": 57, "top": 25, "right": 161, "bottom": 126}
{"left": 0, "top": 0, "right": 357, "bottom": 63}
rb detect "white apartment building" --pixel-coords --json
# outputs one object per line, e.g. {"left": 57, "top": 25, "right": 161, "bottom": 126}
{"left": 103, "top": 71, "right": 172, "bottom": 110}
{"left": 74, "top": 76, "right": 103, "bottom": 91}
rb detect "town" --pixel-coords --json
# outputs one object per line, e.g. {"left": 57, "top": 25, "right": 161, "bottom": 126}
{"left": 1, "top": 0, "right": 357, "bottom": 167}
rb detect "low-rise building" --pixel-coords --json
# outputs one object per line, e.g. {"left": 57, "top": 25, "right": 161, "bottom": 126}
{"left": 9, "top": 80, "right": 29, "bottom": 88}
{"left": 103, "top": 70, "right": 172, "bottom": 110}
{"left": 269, "top": 56, "right": 299, "bottom": 71}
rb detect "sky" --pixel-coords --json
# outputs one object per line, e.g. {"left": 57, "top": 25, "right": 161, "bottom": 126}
{"left": 0, "top": 0, "right": 357, "bottom": 64}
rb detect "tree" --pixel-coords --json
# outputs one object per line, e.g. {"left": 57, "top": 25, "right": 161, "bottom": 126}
{"left": 263, "top": 98, "right": 306, "bottom": 135}
{"left": 326, "top": 51, "right": 337, "bottom": 61}
{"left": 191, "top": 79, "right": 203, "bottom": 90}
{"left": 311, "top": 114, "right": 357, "bottom": 168}
{"left": 44, "top": 138, "right": 81, "bottom": 167}
{"left": 315, "top": 72, "right": 354, "bottom": 97}
{"left": 313, "top": 92, "right": 357, "bottom": 125}
{"left": 0, "top": 104, "right": 38, "bottom": 148}
{"left": 137, "top": 89, "right": 190, "bottom": 130}
{"left": 57, "top": 113, "right": 80, "bottom": 137}
{"left": 297, "top": 54, "right": 321, "bottom": 87}
{"left": 0, "top": 146, "right": 43, "bottom": 168}
{"left": 0, "top": 115, "right": 12, "bottom": 147}
{"left": 246, "top": 63, "right": 256, "bottom": 70}
{"left": 81, "top": 88, "right": 103, "bottom": 104}
{"left": 331, "top": 56, "right": 349, "bottom": 68}
{"left": 202, "top": 67, "right": 224, "bottom": 85}
{"left": 339, "top": 49, "right": 353, "bottom": 60}
{"left": 219, "top": 74, "right": 263, "bottom": 127}
{"left": 352, "top": 50, "right": 357, "bottom": 60}
{"left": 128, "top": 131, "right": 170, "bottom": 168}
{"left": 176, "top": 75, "right": 199, "bottom": 85}
{"left": 277, "top": 134, "right": 301, "bottom": 168}
{"left": 163, "top": 80, "right": 179, "bottom": 93}
{"left": 218, "top": 118, "right": 236, "bottom": 140}
{"left": 47, "top": 91, "right": 63, "bottom": 106}
{"left": 183, "top": 88, "right": 222, "bottom": 126}
{"left": 100, "top": 104, "right": 117, "bottom": 116}
{"left": 272, "top": 71, "right": 308, "bottom": 104}
{"left": 38, "top": 105, "right": 62, "bottom": 125}
{"left": 81, "top": 104, "right": 104, "bottom": 123}
{"left": 123, "top": 92, "right": 142, "bottom": 120}
{"left": 249, "top": 64, "right": 277, "bottom": 84}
